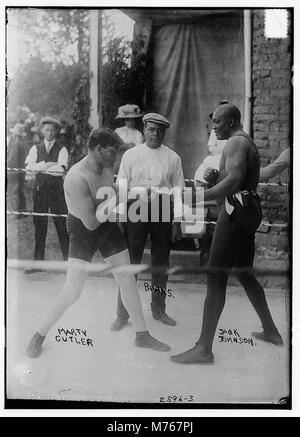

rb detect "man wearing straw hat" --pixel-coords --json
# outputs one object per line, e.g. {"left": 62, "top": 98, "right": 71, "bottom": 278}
{"left": 24, "top": 116, "right": 69, "bottom": 273}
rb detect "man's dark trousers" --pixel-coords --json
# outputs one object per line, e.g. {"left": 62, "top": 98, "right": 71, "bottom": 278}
{"left": 116, "top": 198, "right": 173, "bottom": 317}
{"left": 198, "top": 195, "right": 278, "bottom": 347}
{"left": 33, "top": 179, "right": 69, "bottom": 260}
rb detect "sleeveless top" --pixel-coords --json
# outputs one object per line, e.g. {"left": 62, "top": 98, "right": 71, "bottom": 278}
{"left": 230, "top": 131, "right": 260, "bottom": 192}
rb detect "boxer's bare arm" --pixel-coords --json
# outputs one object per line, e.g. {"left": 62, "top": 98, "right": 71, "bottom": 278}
{"left": 64, "top": 174, "right": 100, "bottom": 231}
{"left": 204, "top": 137, "right": 248, "bottom": 201}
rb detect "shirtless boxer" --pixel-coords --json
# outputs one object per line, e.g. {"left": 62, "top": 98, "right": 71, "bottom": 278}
{"left": 171, "top": 104, "right": 283, "bottom": 365}
{"left": 26, "top": 128, "right": 170, "bottom": 358}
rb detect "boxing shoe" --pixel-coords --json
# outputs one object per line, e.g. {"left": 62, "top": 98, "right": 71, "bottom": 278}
{"left": 110, "top": 316, "right": 129, "bottom": 331}
{"left": 251, "top": 329, "right": 283, "bottom": 345}
{"left": 170, "top": 344, "right": 214, "bottom": 365}
{"left": 135, "top": 331, "right": 171, "bottom": 352}
{"left": 152, "top": 311, "right": 176, "bottom": 326}
{"left": 26, "top": 332, "right": 46, "bottom": 358}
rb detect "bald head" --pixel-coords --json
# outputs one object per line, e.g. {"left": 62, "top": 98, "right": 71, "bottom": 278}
{"left": 213, "top": 103, "right": 241, "bottom": 123}
{"left": 212, "top": 103, "right": 242, "bottom": 140}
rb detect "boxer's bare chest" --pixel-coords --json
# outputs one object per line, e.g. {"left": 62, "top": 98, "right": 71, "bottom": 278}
{"left": 83, "top": 168, "right": 114, "bottom": 204}
{"left": 70, "top": 161, "right": 114, "bottom": 206}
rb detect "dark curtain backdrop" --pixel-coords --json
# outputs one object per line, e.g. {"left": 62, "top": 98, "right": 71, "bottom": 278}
{"left": 149, "top": 14, "right": 245, "bottom": 178}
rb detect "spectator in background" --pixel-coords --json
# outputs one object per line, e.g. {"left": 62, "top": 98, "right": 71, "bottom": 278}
{"left": 7, "top": 122, "right": 28, "bottom": 215}
{"left": 114, "top": 104, "right": 144, "bottom": 173}
{"left": 59, "top": 119, "right": 73, "bottom": 150}
{"left": 24, "top": 117, "right": 69, "bottom": 273}
{"left": 68, "top": 133, "right": 87, "bottom": 169}
{"left": 259, "top": 148, "right": 290, "bottom": 182}
{"left": 194, "top": 137, "right": 225, "bottom": 266}
{"left": 195, "top": 100, "right": 228, "bottom": 185}
{"left": 30, "top": 125, "right": 42, "bottom": 145}
{"left": 193, "top": 102, "right": 228, "bottom": 265}
{"left": 194, "top": 132, "right": 225, "bottom": 186}
{"left": 58, "top": 127, "right": 71, "bottom": 152}
{"left": 259, "top": 147, "right": 290, "bottom": 324}
{"left": 24, "top": 113, "right": 37, "bottom": 146}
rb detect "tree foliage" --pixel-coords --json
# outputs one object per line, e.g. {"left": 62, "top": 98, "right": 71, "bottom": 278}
{"left": 102, "top": 36, "right": 133, "bottom": 128}
{"left": 7, "top": 8, "right": 143, "bottom": 141}
{"left": 7, "top": 8, "right": 89, "bottom": 65}
{"left": 7, "top": 57, "right": 84, "bottom": 122}
{"left": 101, "top": 12, "right": 145, "bottom": 129}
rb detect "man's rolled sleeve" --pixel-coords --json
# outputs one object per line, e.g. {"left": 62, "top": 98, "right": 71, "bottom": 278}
{"left": 25, "top": 146, "right": 47, "bottom": 172}
{"left": 171, "top": 156, "right": 185, "bottom": 222}
{"left": 260, "top": 148, "right": 290, "bottom": 181}
{"left": 171, "top": 156, "right": 185, "bottom": 190}
{"left": 58, "top": 146, "right": 69, "bottom": 170}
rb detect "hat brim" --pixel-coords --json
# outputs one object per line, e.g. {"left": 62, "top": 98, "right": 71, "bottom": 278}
{"left": 10, "top": 128, "right": 24, "bottom": 135}
{"left": 40, "top": 118, "right": 61, "bottom": 128}
{"left": 143, "top": 119, "right": 169, "bottom": 128}
{"left": 115, "top": 114, "right": 143, "bottom": 119}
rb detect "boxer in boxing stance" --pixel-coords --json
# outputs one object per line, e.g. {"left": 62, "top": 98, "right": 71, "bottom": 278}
{"left": 26, "top": 128, "right": 170, "bottom": 358}
{"left": 171, "top": 103, "right": 283, "bottom": 365}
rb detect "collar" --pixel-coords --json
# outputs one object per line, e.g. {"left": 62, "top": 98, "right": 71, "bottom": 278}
{"left": 143, "top": 142, "right": 164, "bottom": 151}
{"left": 44, "top": 139, "right": 56, "bottom": 152}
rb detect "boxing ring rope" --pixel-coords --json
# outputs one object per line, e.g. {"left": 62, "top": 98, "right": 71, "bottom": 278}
{"left": 6, "top": 166, "right": 289, "bottom": 228}
{"left": 6, "top": 210, "right": 288, "bottom": 229}
{"left": 7, "top": 167, "right": 289, "bottom": 188}
{"left": 6, "top": 165, "right": 290, "bottom": 330}
{"left": 7, "top": 211, "right": 68, "bottom": 218}
{"left": 7, "top": 258, "right": 289, "bottom": 277}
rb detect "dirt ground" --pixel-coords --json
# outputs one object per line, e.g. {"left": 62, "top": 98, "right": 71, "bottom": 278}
{"left": 6, "top": 182, "right": 291, "bottom": 406}
{"left": 6, "top": 270, "right": 289, "bottom": 405}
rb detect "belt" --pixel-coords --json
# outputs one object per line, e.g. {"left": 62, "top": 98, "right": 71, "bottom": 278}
{"left": 225, "top": 190, "right": 258, "bottom": 215}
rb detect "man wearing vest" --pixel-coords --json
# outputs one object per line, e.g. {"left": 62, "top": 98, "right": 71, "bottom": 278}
{"left": 24, "top": 117, "right": 69, "bottom": 273}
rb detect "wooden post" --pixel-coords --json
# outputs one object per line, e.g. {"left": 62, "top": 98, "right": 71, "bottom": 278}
{"left": 98, "top": 10, "right": 103, "bottom": 129}
{"left": 244, "top": 9, "right": 252, "bottom": 135}
{"left": 89, "top": 9, "right": 103, "bottom": 129}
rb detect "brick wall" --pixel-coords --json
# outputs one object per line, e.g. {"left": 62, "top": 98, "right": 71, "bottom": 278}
{"left": 252, "top": 9, "right": 292, "bottom": 250}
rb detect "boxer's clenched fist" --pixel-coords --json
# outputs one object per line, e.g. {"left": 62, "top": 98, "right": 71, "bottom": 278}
{"left": 203, "top": 167, "right": 219, "bottom": 185}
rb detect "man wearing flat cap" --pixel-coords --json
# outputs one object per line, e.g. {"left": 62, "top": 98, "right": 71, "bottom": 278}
{"left": 24, "top": 116, "right": 69, "bottom": 273}
{"left": 111, "top": 112, "right": 184, "bottom": 330}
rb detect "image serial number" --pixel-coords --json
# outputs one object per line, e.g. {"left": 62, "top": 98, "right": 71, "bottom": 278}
{"left": 160, "top": 395, "right": 194, "bottom": 403}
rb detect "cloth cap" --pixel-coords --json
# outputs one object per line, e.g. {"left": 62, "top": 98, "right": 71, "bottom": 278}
{"left": 115, "top": 104, "right": 143, "bottom": 119}
{"left": 142, "top": 113, "right": 170, "bottom": 128}
{"left": 40, "top": 116, "right": 61, "bottom": 129}
{"left": 10, "top": 123, "right": 25, "bottom": 136}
